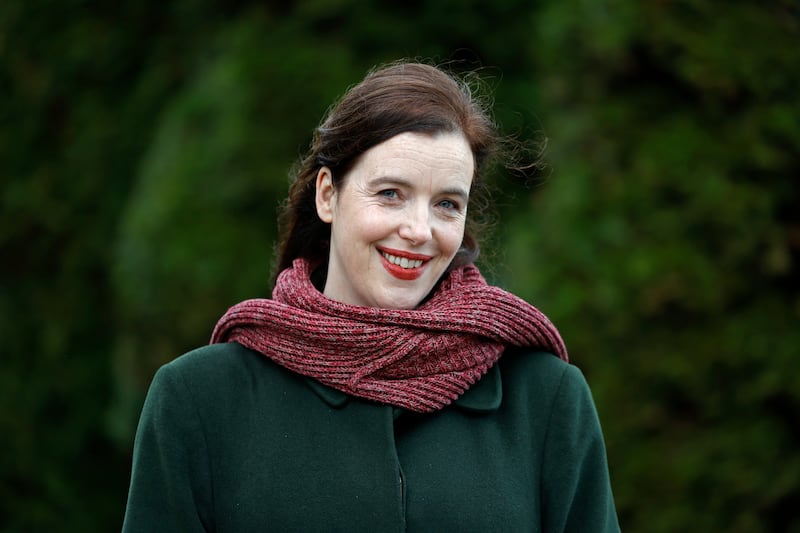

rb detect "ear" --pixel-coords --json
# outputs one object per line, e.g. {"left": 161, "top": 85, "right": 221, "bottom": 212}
{"left": 315, "top": 166, "right": 335, "bottom": 223}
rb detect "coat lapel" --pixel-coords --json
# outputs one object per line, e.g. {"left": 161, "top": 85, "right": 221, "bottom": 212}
{"left": 304, "top": 364, "right": 502, "bottom": 413}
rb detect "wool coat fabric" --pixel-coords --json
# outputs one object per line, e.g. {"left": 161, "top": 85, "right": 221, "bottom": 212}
{"left": 122, "top": 342, "right": 620, "bottom": 532}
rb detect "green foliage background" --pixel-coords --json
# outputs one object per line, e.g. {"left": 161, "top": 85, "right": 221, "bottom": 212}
{"left": 2, "top": 1, "right": 798, "bottom": 531}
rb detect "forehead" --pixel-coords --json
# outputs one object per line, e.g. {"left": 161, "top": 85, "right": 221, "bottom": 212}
{"left": 352, "top": 131, "right": 474, "bottom": 184}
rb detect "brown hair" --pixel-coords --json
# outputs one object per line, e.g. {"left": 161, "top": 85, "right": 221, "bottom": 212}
{"left": 274, "top": 61, "right": 500, "bottom": 282}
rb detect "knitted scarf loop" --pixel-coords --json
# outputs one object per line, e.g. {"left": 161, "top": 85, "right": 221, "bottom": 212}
{"left": 210, "top": 258, "right": 568, "bottom": 413}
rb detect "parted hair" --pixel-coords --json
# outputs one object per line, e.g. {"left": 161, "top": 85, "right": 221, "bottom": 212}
{"left": 273, "top": 61, "right": 501, "bottom": 283}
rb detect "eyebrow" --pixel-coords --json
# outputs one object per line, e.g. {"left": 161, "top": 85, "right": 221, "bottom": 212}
{"left": 368, "top": 176, "right": 470, "bottom": 202}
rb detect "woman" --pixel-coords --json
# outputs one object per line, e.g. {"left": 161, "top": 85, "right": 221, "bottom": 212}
{"left": 123, "top": 61, "right": 620, "bottom": 532}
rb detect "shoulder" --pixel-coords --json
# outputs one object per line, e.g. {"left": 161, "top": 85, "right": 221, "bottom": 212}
{"left": 498, "top": 349, "right": 594, "bottom": 412}
{"left": 157, "top": 342, "right": 268, "bottom": 381}
{"left": 499, "top": 348, "right": 584, "bottom": 389}
{"left": 150, "top": 342, "right": 297, "bottom": 403}
{"left": 161, "top": 341, "right": 255, "bottom": 374}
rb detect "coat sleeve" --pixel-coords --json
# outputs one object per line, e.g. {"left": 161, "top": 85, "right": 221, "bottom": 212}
{"left": 540, "top": 364, "right": 620, "bottom": 532}
{"left": 122, "top": 362, "right": 214, "bottom": 532}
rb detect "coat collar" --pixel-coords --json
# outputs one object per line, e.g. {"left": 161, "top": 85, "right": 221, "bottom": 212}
{"left": 304, "top": 363, "right": 502, "bottom": 413}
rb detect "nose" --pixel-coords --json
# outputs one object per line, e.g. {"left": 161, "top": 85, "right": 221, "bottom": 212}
{"left": 398, "top": 204, "right": 433, "bottom": 244}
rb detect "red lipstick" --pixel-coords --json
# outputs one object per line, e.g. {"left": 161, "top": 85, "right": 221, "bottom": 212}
{"left": 377, "top": 247, "right": 432, "bottom": 281}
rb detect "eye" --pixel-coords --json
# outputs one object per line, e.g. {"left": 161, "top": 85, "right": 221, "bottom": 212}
{"left": 437, "top": 199, "right": 460, "bottom": 210}
{"left": 379, "top": 189, "right": 398, "bottom": 199}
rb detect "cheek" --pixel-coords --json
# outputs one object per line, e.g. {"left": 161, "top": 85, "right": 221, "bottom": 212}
{"left": 440, "top": 220, "right": 467, "bottom": 255}
{"left": 338, "top": 206, "right": 391, "bottom": 245}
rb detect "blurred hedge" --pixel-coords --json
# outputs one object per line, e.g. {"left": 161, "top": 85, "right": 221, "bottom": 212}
{"left": 503, "top": 3, "right": 800, "bottom": 530}
{"left": 1, "top": 0, "right": 798, "bottom": 531}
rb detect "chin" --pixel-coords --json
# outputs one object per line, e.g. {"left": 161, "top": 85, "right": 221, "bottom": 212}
{"left": 382, "top": 300, "right": 419, "bottom": 311}
{"left": 378, "top": 292, "right": 426, "bottom": 310}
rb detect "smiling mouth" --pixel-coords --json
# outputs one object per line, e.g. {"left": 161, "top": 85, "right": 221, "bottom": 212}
{"left": 380, "top": 251, "right": 424, "bottom": 269}
{"left": 377, "top": 248, "right": 431, "bottom": 280}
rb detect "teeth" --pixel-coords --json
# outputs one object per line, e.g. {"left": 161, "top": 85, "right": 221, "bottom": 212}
{"left": 382, "top": 252, "right": 423, "bottom": 269}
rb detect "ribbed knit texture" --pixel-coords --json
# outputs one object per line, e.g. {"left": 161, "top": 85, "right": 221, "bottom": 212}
{"left": 211, "top": 258, "right": 568, "bottom": 412}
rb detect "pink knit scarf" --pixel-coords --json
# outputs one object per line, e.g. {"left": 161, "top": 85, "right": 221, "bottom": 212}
{"left": 210, "top": 258, "right": 568, "bottom": 412}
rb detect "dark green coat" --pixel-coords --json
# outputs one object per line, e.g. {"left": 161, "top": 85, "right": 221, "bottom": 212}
{"left": 123, "top": 342, "right": 619, "bottom": 532}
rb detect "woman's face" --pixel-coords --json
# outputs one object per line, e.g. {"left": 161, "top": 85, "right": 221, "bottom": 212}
{"left": 315, "top": 131, "right": 474, "bottom": 310}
